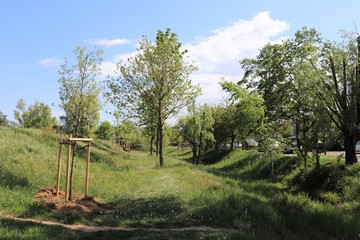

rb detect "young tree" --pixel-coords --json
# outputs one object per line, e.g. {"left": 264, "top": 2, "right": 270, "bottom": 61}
{"left": 59, "top": 46, "right": 103, "bottom": 136}
{"left": 58, "top": 46, "right": 103, "bottom": 200}
{"left": 107, "top": 29, "right": 200, "bottom": 166}
{"left": 14, "top": 99, "right": 55, "bottom": 128}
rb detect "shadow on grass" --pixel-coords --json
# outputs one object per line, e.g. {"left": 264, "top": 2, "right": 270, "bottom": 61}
{"left": 106, "top": 196, "right": 187, "bottom": 228}
{"left": 83, "top": 230, "right": 242, "bottom": 240}
{"left": 289, "top": 163, "right": 349, "bottom": 199}
{"left": 208, "top": 153, "right": 298, "bottom": 181}
{"left": 202, "top": 149, "right": 232, "bottom": 165}
{"left": 0, "top": 165, "right": 31, "bottom": 189}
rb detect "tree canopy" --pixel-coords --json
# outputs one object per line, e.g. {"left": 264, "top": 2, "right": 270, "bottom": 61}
{"left": 58, "top": 46, "right": 103, "bottom": 137}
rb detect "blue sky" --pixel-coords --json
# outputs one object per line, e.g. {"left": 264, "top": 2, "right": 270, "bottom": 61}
{"left": 1, "top": 0, "right": 360, "bottom": 124}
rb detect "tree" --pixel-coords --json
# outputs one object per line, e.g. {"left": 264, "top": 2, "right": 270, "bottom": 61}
{"left": 14, "top": 99, "right": 55, "bottom": 128}
{"left": 177, "top": 103, "right": 214, "bottom": 164}
{"left": 211, "top": 105, "right": 232, "bottom": 150}
{"left": 58, "top": 46, "right": 103, "bottom": 200}
{"left": 107, "top": 29, "right": 200, "bottom": 166}
{"left": 219, "top": 80, "right": 265, "bottom": 150}
{"left": 316, "top": 33, "right": 360, "bottom": 165}
{"left": 240, "top": 28, "right": 327, "bottom": 170}
{"left": 96, "top": 121, "right": 113, "bottom": 140}
{"left": 59, "top": 46, "right": 103, "bottom": 137}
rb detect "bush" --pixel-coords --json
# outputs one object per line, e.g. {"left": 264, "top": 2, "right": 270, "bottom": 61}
{"left": 0, "top": 111, "right": 8, "bottom": 126}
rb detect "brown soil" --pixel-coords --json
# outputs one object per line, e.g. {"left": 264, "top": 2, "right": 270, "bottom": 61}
{"left": 34, "top": 186, "right": 113, "bottom": 216}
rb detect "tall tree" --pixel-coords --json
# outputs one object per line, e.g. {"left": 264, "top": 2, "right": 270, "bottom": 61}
{"left": 14, "top": 99, "right": 55, "bottom": 128}
{"left": 240, "top": 28, "right": 326, "bottom": 169}
{"left": 107, "top": 29, "right": 200, "bottom": 166}
{"left": 219, "top": 80, "right": 265, "bottom": 150}
{"left": 58, "top": 46, "right": 103, "bottom": 200}
{"left": 211, "top": 105, "right": 232, "bottom": 150}
{"left": 317, "top": 33, "right": 360, "bottom": 165}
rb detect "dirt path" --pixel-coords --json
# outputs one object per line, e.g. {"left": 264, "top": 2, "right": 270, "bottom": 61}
{"left": 0, "top": 214, "right": 242, "bottom": 234}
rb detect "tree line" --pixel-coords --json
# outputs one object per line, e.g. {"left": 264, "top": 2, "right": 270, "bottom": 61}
{"left": 2, "top": 27, "right": 360, "bottom": 169}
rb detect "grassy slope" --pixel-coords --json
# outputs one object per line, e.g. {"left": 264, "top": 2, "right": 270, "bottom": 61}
{"left": 0, "top": 126, "right": 359, "bottom": 239}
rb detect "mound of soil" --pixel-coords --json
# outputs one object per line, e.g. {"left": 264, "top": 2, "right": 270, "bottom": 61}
{"left": 34, "top": 186, "right": 113, "bottom": 216}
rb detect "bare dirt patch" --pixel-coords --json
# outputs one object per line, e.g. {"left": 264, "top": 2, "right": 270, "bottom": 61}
{"left": 34, "top": 186, "right": 113, "bottom": 216}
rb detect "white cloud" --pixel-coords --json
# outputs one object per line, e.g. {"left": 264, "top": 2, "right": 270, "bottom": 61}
{"left": 89, "top": 38, "right": 133, "bottom": 47}
{"left": 102, "top": 11, "right": 289, "bottom": 108}
{"left": 185, "top": 11, "right": 289, "bottom": 104}
{"left": 100, "top": 52, "right": 137, "bottom": 77}
{"left": 38, "top": 57, "right": 63, "bottom": 67}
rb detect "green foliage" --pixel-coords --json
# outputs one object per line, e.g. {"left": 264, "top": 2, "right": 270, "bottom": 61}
{"left": 107, "top": 29, "right": 201, "bottom": 166}
{"left": 240, "top": 27, "right": 332, "bottom": 169}
{"left": 13, "top": 99, "right": 55, "bottom": 128}
{"left": 218, "top": 80, "right": 265, "bottom": 149}
{"left": 96, "top": 121, "right": 113, "bottom": 140}
{"left": 115, "top": 120, "right": 142, "bottom": 149}
{"left": 316, "top": 33, "right": 360, "bottom": 165}
{"left": 58, "top": 46, "right": 103, "bottom": 137}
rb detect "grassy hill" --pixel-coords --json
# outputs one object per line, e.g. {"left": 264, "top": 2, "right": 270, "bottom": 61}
{"left": 0, "top": 126, "right": 359, "bottom": 239}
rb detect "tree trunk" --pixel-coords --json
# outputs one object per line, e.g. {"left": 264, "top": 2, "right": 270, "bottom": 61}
{"left": 197, "top": 124, "right": 204, "bottom": 165}
{"left": 68, "top": 141, "right": 77, "bottom": 200}
{"left": 69, "top": 113, "right": 81, "bottom": 201}
{"left": 155, "top": 126, "right": 159, "bottom": 157}
{"left": 192, "top": 143, "right": 198, "bottom": 164}
{"left": 343, "top": 131, "right": 358, "bottom": 165}
{"left": 150, "top": 135, "right": 154, "bottom": 155}
{"left": 159, "top": 124, "right": 164, "bottom": 166}
{"left": 158, "top": 110, "right": 164, "bottom": 166}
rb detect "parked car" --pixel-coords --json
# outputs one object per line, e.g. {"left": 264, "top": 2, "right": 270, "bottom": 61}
{"left": 242, "top": 138, "right": 258, "bottom": 150}
{"left": 258, "top": 139, "right": 282, "bottom": 152}
{"left": 356, "top": 141, "right": 360, "bottom": 153}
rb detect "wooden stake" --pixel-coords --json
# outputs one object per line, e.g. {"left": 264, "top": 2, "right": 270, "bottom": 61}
{"left": 56, "top": 134, "right": 63, "bottom": 196}
{"left": 85, "top": 141, "right": 91, "bottom": 197}
{"left": 65, "top": 134, "right": 72, "bottom": 201}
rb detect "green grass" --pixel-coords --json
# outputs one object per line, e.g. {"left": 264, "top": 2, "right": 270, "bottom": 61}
{"left": 0, "top": 126, "right": 360, "bottom": 239}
